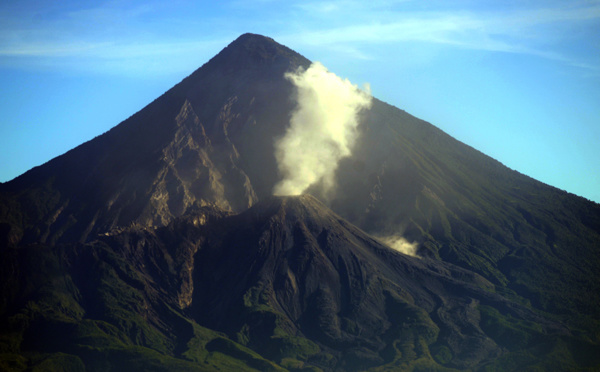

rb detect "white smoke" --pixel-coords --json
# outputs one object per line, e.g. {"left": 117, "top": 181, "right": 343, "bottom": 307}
{"left": 273, "top": 62, "right": 372, "bottom": 196}
{"left": 379, "top": 235, "right": 419, "bottom": 257}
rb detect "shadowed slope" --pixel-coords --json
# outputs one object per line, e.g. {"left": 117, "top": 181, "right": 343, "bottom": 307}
{"left": 0, "top": 195, "right": 580, "bottom": 371}
{"left": 191, "top": 195, "right": 573, "bottom": 370}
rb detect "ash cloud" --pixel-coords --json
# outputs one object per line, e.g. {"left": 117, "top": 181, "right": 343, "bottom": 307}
{"left": 379, "top": 235, "right": 419, "bottom": 257}
{"left": 273, "top": 62, "right": 372, "bottom": 196}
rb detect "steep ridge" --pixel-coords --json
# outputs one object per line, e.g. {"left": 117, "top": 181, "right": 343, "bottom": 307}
{"left": 0, "top": 34, "right": 309, "bottom": 246}
{"left": 0, "top": 205, "right": 289, "bottom": 371}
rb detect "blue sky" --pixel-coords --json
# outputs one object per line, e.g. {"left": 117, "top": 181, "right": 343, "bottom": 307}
{"left": 1, "top": 0, "right": 599, "bottom": 203}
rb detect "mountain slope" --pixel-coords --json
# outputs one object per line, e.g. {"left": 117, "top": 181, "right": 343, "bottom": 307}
{"left": 0, "top": 205, "right": 287, "bottom": 372}
{"left": 190, "top": 195, "right": 578, "bottom": 370}
{"left": 0, "top": 196, "right": 588, "bottom": 371}
{"left": 0, "top": 33, "right": 309, "bottom": 246}
{"left": 1, "top": 33, "right": 600, "bottom": 370}
{"left": 330, "top": 98, "right": 600, "bottom": 328}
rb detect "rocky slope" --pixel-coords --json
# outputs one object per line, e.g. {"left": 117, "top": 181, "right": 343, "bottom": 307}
{"left": 191, "top": 195, "right": 576, "bottom": 370}
{"left": 0, "top": 196, "right": 583, "bottom": 371}
{"left": 0, "top": 34, "right": 307, "bottom": 246}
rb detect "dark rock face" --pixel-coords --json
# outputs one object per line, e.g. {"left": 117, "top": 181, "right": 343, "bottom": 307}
{"left": 190, "top": 195, "right": 568, "bottom": 370}
{"left": 1, "top": 33, "right": 600, "bottom": 370}
{"left": 0, "top": 196, "right": 572, "bottom": 371}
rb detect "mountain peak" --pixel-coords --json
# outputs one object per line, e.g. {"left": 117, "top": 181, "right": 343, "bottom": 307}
{"left": 229, "top": 33, "right": 278, "bottom": 48}
{"left": 206, "top": 33, "right": 310, "bottom": 74}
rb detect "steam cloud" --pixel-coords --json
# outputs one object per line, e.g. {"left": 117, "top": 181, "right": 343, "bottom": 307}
{"left": 379, "top": 236, "right": 419, "bottom": 257}
{"left": 273, "top": 62, "right": 372, "bottom": 196}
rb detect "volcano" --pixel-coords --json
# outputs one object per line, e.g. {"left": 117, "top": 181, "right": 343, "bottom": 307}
{"left": 1, "top": 33, "right": 599, "bottom": 371}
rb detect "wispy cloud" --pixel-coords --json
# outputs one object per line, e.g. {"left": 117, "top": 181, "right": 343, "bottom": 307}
{"left": 284, "top": 2, "right": 600, "bottom": 72}
{"left": 0, "top": 1, "right": 229, "bottom": 75}
{"left": 0, "top": 40, "right": 224, "bottom": 59}
{"left": 0, "top": 0, "right": 598, "bottom": 75}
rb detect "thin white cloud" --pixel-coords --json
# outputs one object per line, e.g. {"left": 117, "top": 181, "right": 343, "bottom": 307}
{"left": 0, "top": 37, "right": 228, "bottom": 77}
{"left": 0, "top": 1, "right": 598, "bottom": 75}
{"left": 0, "top": 39, "right": 225, "bottom": 59}
{"left": 295, "top": 0, "right": 414, "bottom": 14}
{"left": 0, "top": 0, "right": 229, "bottom": 74}
{"left": 283, "top": 2, "right": 600, "bottom": 72}
{"left": 0, "top": 42, "right": 110, "bottom": 57}
{"left": 0, "top": 1, "right": 184, "bottom": 56}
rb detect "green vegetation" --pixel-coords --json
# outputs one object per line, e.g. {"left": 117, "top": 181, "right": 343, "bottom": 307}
{"left": 0, "top": 242, "right": 293, "bottom": 372}
{"left": 478, "top": 305, "right": 543, "bottom": 351}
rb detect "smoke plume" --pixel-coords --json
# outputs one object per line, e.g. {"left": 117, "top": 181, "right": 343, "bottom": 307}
{"left": 379, "top": 235, "right": 419, "bottom": 257}
{"left": 273, "top": 62, "right": 372, "bottom": 196}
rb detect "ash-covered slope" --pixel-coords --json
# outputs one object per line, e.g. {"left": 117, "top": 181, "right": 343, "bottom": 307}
{"left": 0, "top": 195, "right": 577, "bottom": 371}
